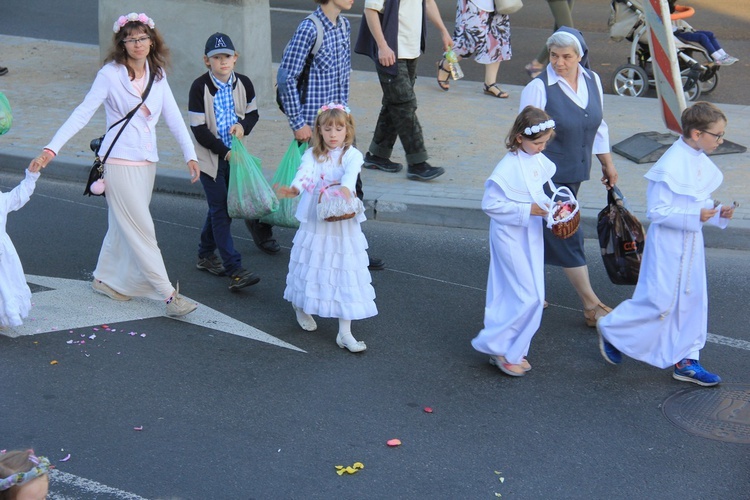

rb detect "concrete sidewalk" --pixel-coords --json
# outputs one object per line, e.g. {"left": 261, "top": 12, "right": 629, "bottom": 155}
{"left": 1, "top": 34, "right": 748, "bottom": 249}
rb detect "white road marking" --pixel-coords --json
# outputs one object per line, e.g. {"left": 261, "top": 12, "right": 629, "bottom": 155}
{"left": 707, "top": 333, "right": 750, "bottom": 351}
{"left": 2, "top": 275, "right": 305, "bottom": 352}
{"left": 49, "top": 469, "right": 147, "bottom": 499}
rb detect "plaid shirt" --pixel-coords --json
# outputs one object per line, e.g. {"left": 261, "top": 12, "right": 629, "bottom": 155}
{"left": 210, "top": 71, "right": 237, "bottom": 148}
{"left": 278, "top": 7, "right": 351, "bottom": 131}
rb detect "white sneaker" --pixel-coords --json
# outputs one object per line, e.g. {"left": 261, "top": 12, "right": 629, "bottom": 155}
{"left": 714, "top": 55, "right": 737, "bottom": 66}
{"left": 92, "top": 279, "right": 131, "bottom": 301}
{"left": 166, "top": 283, "right": 197, "bottom": 317}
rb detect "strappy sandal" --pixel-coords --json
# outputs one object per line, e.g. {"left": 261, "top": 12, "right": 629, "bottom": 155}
{"left": 584, "top": 303, "right": 613, "bottom": 328}
{"left": 483, "top": 83, "right": 509, "bottom": 99}
{"left": 525, "top": 62, "right": 544, "bottom": 79}
{"left": 436, "top": 59, "right": 451, "bottom": 91}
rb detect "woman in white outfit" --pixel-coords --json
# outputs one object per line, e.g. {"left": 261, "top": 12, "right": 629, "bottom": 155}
{"left": 28, "top": 12, "right": 200, "bottom": 317}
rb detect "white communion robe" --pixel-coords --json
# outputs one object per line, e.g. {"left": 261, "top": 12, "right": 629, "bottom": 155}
{"left": 597, "top": 137, "right": 728, "bottom": 368}
{"left": 471, "top": 150, "right": 556, "bottom": 365}
{"left": 0, "top": 169, "right": 39, "bottom": 327}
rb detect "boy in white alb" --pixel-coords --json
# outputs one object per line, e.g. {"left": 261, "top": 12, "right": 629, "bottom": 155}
{"left": 597, "top": 102, "right": 735, "bottom": 387}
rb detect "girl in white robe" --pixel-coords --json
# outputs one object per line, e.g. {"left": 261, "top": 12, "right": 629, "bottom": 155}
{"left": 472, "top": 106, "right": 557, "bottom": 377}
{"left": 597, "top": 102, "right": 735, "bottom": 386}
{"left": 1, "top": 168, "right": 41, "bottom": 328}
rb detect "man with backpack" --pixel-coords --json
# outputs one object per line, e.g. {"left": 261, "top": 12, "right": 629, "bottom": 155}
{"left": 247, "top": 0, "right": 385, "bottom": 270}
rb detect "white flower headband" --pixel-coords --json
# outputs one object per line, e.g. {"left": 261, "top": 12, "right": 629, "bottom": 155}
{"left": 524, "top": 119, "right": 555, "bottom": 136}
{"left": 318, "top": 103, "right": 351, "bottom": 115}
{"left": 113, "top": 12, "right": 155, "bottom": 33}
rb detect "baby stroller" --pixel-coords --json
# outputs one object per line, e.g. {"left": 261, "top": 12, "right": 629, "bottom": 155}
{"left": 608, "top": 0, "right": 719, "bottom": 101}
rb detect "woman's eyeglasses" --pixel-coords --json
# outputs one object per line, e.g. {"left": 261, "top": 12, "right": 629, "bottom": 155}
{"left": 123, "top": 36, "right": 151, "bottom": 45}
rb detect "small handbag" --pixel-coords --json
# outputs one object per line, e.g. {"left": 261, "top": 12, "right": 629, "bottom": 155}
{"left": 494, "top": 0, "right": 523, "bottom": 15}
{"left": 84, "top": 71, "right": 155, "bottom": 196}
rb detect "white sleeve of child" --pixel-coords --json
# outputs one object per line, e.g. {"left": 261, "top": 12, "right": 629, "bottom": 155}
{"left": 2, "top": 170, "right": 39, "bottom": 214}
{"left": 646, "top": 181, "right": 702, "bottom": 232}
{"left": 482, "top": 181, "right": 530, "bottom": 227}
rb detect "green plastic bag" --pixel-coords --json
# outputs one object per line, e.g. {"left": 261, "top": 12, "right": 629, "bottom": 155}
{"left": 260, "top": 139, "right": 308, "bottom": 228}
{"left": 0, "top": 92, "right": 12, "bottom": 136}
{"left": 227, "top": 137, "right": 279, "bottom": 219}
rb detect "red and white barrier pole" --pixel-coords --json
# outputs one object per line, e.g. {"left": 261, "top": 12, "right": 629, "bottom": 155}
{"left": 645, "top": 0, "right": 685, "bottom": 134}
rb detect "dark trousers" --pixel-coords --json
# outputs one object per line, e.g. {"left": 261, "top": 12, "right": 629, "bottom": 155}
{"left": 675, "top": 30, "right": 721, "bottom": 55}
{"left": 198, "top": 158, "right": 242, "bottom": 275}
{"left": 369, "top": 59, "right": 428, "bottom": 165}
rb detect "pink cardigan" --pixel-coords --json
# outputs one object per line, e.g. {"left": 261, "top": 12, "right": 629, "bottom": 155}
{"left": 46, "top": 62, "right": 196, "bottom": 165}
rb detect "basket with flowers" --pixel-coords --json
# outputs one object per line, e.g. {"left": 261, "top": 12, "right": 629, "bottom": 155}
{"left": 546, "top": 185, "right": 580, "bottom": 239}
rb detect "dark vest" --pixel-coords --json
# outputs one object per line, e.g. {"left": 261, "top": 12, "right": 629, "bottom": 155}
{"left": 354, "top": 0, "right": 427, "bottom": 76}
{"left": 540, "top": 69, "right": 603, "bottom": 183}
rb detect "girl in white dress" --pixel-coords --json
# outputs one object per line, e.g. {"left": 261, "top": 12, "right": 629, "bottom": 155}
{"left": 1, "top": 165, "right": 41, "bottom": 328}
{"left": 471, "top": 106, "right": 557, "bottom": 376}
{"left": 277, "top": 104, "right": 377, "bottom": 353}
{"left": 597, "top": 102, "right": 735, "bottom": 387}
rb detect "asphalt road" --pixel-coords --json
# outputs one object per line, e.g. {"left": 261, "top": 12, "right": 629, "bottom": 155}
{"left": 0, "top": 0, "right": 747, "bottom": 105}
{"left": 1, "top": 172, "right": 749, "bottom": 499}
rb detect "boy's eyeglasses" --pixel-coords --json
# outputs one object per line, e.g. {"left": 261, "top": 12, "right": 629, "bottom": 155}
{"left": 701, "top": 130, "right": 725, "bottom": 142}
{"left": 123, "top": 36, "right": 151, "bottom": 45}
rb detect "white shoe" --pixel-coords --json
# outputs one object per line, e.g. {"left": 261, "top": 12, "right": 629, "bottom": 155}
{"left": 166, "top": 283, "right": 197, "bottom": 317}
{"left": 92, "top": 279, "right": 131, "bottom": 301}
{"left": 714, "top": 55, "right": 737, "bottom": 66}
{"left": 293, "top": 306, "right": 317, "bottom": 331}
{"left": 336, "top": 332, "right": 367, "bottom": 353}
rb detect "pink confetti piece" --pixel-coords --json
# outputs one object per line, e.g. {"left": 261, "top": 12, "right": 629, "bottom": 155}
{"left": 93, "top": 328, "right": 99, "bottom": 331}
{"left": 129, "top": 332, "right": 137, "bottom": 336}
{"left": 59, "top": 454, "right": 71, "bottom": 462}
{"left": 424, "top": 407, "right": 433, "bottom": 413}
{"left": 1, "top": 449, "right": 7, "bottom": 453}
{"left": 386, "top": 439, "right": 401, "bottom": 447}
{"left": 133, "top": 426, "right": 143, "bottom": 431}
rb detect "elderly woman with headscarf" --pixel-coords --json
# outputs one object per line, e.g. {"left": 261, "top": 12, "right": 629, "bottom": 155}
{"left": 519, "top": 26, "right": 619, "bottom": 328}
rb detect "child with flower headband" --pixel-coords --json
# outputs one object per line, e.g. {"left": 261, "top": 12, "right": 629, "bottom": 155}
{"left": 1, "top": 94, "right": 42, "bottom": 330}
{"left": 28, "top": 12, "right": 200, "bottom": 317}
{"left": 471, "top": 106, "right": 558, "bottom": 377}
{"left": 0, "top": 450, "right": 51, "bottom": 499}
{"left": 277, "top": 104, "right": 377, "bottom": 353}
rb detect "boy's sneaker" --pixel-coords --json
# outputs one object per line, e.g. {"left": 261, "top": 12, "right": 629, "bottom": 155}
{"left": 363, "top": 152, "right": 403, "bottom": 173}
{"left": 166, "top": 284, "right": 197, "bottom": 317}
{"left": 407, "top": 162, "right": 445, "bottom": 181}
{"left": 673, "top": 359, "right": 721, "bottom": 387}
{"left": 228, "top": 268, "right": 260, "bottom": 291}
{"left": 596, "top": 318, "right": 622, "bottom": 365}
{"left": 196, "top": 254, "right": 226, "bottom": 276}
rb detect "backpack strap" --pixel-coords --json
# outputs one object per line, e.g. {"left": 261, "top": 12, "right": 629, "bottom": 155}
{"left": 306, "top": 13, "right": 325, "bottom": 57}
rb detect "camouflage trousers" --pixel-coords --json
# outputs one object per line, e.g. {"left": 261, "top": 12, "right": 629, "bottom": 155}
{"left": 368, "top": 59, "right": 428, "bottom": 165}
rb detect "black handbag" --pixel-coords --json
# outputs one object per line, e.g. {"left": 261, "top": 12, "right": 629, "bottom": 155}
{"left": 597, "top": 186, "right": 646, "bottom": 285}
{"left": 84, "top": 71, "right": 155, "bottom": 196}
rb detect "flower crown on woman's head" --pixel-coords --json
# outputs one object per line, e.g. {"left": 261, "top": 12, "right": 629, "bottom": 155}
{"left": 113, "top": 12, "right": 155, "bottom": 33}
{"left": 318, "top": 103, "right": 351, "bottom": 115}
{"left": 523, "top": 119, "right": 555, "bottom": 136}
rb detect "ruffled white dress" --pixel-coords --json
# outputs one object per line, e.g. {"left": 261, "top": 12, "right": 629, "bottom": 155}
{"left": 284, "top": 147, "right": 377, "bottom": 320}
{"left": 471, "top": 150, "right": 555, "bottom": 364}
{"left": 597, "top": 138, "right": 728, "bottom": 368}
{"left": 1, "top": 170, "right": 39, "bottom": 327}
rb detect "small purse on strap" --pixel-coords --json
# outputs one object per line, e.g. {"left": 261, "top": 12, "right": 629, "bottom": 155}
{"left": 84, "top": 70, "right": 155, "bottom": 196}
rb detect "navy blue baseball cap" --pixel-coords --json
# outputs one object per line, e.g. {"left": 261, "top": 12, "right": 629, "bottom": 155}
{"left": 205, "top": 33, "right": 235, "bottom": 57}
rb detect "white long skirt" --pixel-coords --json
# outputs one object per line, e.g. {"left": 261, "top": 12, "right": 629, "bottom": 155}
{"left": 471, "top": 219, "right": 545, "bottom": 364}
{"left": 284, "top": 189, "right": 377, "bottom": 321}
{"left": 94, "top": 164, "right": 173, "bottom": 300}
